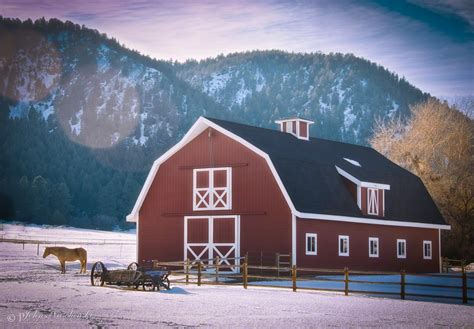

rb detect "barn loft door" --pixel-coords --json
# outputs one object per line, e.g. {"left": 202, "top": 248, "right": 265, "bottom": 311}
{"left": 184, "top": 215, "right": 240, "bottom": 273}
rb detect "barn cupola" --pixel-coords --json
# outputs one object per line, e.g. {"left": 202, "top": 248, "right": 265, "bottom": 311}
{"left": 275, "top": 118, "right": 314, "bottom": 141}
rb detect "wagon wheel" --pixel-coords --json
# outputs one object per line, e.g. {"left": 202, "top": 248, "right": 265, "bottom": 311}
{"left": 159, "top": 277, "right": 171, "bottom": 291}
{"left": 142, "top": 279, "right": 155, "bottom": 292}
{"left": 91, "top": 262, "right": 105, "bottom": 286}
{"left": 127, "top": 262, "right": 139, "bottom": 271}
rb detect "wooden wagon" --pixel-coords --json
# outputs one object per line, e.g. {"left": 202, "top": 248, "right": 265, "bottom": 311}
{"left": 90, "top": 261, "right": 170, "bottom": 291}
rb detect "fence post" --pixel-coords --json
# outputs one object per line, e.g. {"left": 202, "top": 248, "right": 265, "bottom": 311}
{"left": 243, "top": 258, "right": 248, "bottom": 289}
{"left": 344, "top": 267, "right": 349, "bottom": 296}
{"left": 185, "top": 258, "right": 190, "bottom": 285}
{"left": 215, "top": 256, "right": 220, "bottom": 283}
{"left": 276, "top": 253, "right": 280, "bottom": 277}
{"left": 292, "top": 265, "right": 297, "bottom": 292}
{"left": 400, "top": 269, "right": 406, "bottom": 300}
{"left": 462, "top": 261, "right": 467, "bottom": 304}
{"left": 197, "top": 262, "right": 202, "bottom": 287}
{"left": 37, "top": 244, "right": 39, "bottom": 256}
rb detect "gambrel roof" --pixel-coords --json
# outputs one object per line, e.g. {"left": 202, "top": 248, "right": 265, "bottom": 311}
{"left": 128, "top": 116, "right": 448, "bottom": 229}
{"left": 205, "top": 117, "right": 447, "bottom": 226}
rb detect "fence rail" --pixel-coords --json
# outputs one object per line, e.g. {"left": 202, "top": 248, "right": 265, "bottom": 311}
{"left": 0, "top": 236, "right": 136, "bottom": 256}
{"left": 150, "top": 256, "right": 473, "bottom": 304}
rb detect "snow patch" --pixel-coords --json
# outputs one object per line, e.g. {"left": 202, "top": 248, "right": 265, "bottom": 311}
{"left": 344, "top": 158, "right": 362, "bottom": 167}
{"left": 203, "top": 71, "right": 231, "bottom": 96}
{"left": 389, "top": 100, "right": 399, "bottom": 118}
{"left": 69, "top": 109, "right": 83, "bottom": 135}
{"left": 96, "top": 44, "right": 111, "bottom": 73}
{"left": 234, "top": 78, "right": 251, "bottom": 106}
{"left": 255, "top": 68, "right": 266, "bottom": 92}
{"left": 343, "top": 106, "right": 356, "bottom": 129}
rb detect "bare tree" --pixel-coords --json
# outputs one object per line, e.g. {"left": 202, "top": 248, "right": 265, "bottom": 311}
{"left": 371, "top": 98, "right": 474, "bottom": 260}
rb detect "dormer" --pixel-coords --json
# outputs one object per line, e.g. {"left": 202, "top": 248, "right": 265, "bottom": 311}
{"left": 275, "top": 118, "right": 314, "bottom": 141}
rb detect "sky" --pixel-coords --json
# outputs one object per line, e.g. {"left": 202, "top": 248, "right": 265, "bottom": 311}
{"left": 0, "top": 0, "right": 472, "bottom": 97}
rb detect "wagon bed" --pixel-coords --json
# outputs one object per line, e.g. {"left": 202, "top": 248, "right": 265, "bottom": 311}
{"left": 91, "top": 261, "right": 170, "bottom": 291}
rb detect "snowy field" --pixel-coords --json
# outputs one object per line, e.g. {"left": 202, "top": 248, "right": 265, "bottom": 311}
{"left": 0, "top": 224, "right": 473, "bottom": 328}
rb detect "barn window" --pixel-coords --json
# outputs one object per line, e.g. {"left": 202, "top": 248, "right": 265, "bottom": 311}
{"left": 367, "top": 188, "right": 379, "bottom": 215}
{"left": 397, "top": 239, "right": 406, "bottom": 259}
{"left": 305, "top": 233, "right": 317, "bottom": 255}
{"left": 423, "top": 240, "right": 432, "bottom": 259}
{"left": 338, "top": 235, "right": 349, "bottom": 256}
{"left": 193, "top": 167, "right": 232, "bottom": 211}
{"left": 369, "top": 237, "right": 379, "bottom": 257}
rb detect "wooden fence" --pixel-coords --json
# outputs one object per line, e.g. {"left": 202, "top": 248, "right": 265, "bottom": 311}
{"left": 150, "top": 256, "right": 473, "bottom": 304}
{"left": 0, "top": 236, "right": 136, "bottom": 256}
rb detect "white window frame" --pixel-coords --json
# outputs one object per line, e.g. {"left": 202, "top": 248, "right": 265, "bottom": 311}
{"left": 338, "top": 235, "right": 349, "bottom": 256}
{"left": 397, "top": 239, "right": 406, "bottom": 259}
{"left": 368, "top": 237, "right": 379, "bottom": 257}
{"left": 305, "top": 233, "right": 317, "bottom": 255}
{"left": 193, "top": 167, "right": 232, "bottom": 211}
{"left": 423, "top": 240, "right": 432, "bottom": 260}
{"left": 367, "top": 188, "right": 379, "bottom": 215}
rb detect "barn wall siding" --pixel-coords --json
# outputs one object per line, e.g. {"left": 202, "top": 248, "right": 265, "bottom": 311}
{"left": 138, "top": 128, "right": 292, "bottom": 263}
{"left": 297, "top": 217, "right": 439, "bottom": 273}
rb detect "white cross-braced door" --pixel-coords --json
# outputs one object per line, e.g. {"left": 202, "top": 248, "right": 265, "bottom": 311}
{"left": 184, "top": 215, "right": 240, "bottom": 273}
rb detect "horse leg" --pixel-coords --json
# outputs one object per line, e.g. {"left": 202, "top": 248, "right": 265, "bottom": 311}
{"left": 60, "top": 260, "right": 66, "bottom": 274}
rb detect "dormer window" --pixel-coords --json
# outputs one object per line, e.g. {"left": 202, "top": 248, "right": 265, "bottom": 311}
{"left": 367, "top": 188, "right": 379, "bottom": 215}
{"left": 335, "top": 166, "right": 389, "bottom": 217}
{"left": 275, "top": 118, "right": 314, "bottom": 141}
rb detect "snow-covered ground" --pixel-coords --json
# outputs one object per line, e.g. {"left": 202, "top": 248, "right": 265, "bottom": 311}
{"left": 0, "top": 224, "right": 473, "bottom": 328}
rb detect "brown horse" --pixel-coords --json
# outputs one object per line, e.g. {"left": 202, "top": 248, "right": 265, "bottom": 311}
{"left": 43, "top": 247, "right": 87, "bottom": 274}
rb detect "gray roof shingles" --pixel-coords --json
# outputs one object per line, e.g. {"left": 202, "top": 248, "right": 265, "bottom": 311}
{"left": 206, "top": 117, "right": 446, "bottom": 226}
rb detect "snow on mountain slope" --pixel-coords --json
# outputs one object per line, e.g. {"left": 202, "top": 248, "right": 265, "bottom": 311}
{"left": 1, "top": 18, "right": 428, "bottom": 152}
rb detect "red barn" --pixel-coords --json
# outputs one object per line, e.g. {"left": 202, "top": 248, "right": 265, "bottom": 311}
{"left": 127, "top": 117, "right": 450, "bottom": 273}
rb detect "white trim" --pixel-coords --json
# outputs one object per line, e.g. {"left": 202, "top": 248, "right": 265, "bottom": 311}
{"left": 357, "top": 185, "right": 361, "bottom": 209}
{"left": 397, "top": 239, "right": 407, "bottom": 259}
{"left": 338, "top": 235, "right": 349, "bottom": 256}
{"left": 423, "top": 240, "right": 432, "bottom": 260}
{"left": 127, "top": 117, "right": 451, "bottom": 232}
{"left": 127, "top": 118, "right": 212, "bottom": 222}
{"left": 275, "top": 118, "right": 315, "bottom": 124}
{"left": 367, "top": 188, "right": 379, "bottom": 216}
{"left": 295, "top": 211, "right": 451, "bottom": 230}
{"left": 184, "top": 215, "right": 240, "bottom": 273}
{"left": 335, "top": 166, "right": 391, "bottom": 190}
{"left": 136, "top": 214, "right": 139, "bottom": 262}
{"left": 368, "top": 237, "right": 379, "bottom": 257}
{"left": 305, "top": 233, "right": 318, "bottom": 256}
{"left": 193, "top": 167, "right": 232, "bottom": 211}
{"left": 292, "top": 213, "right": 297, "bottom": 265}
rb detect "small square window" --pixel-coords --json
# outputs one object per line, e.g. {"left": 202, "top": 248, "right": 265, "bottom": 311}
{"left": 338, "top": 235, "right": 349, "bottom": 256}
{"left": 397, "top": 239, "right": 406, "bottom": 259}
{"left": 423, "top": 241, "right": 432, "bottom": 260}
{"left": 305, "top": 233, "right": 317, "bottom": 255}
{"left": 369, "top": 237, "right": 379, "bottom": 257}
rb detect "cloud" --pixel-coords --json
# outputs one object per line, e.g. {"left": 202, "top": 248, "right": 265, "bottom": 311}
{"left": 0, "top": 0, "right": 472, "bottom": 97}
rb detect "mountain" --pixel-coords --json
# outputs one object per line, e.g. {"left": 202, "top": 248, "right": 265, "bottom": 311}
{"left": 0, "top": 17, "right": 429, "bottom": 229}
{"left": 176, "top": 52, "right": 427, "bottom": 142}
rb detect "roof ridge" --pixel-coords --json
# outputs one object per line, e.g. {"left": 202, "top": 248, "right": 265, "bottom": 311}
{"left": 204, "top": 116, "right": 372, "bottom": 149}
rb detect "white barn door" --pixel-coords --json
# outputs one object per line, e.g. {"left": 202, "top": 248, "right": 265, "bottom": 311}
{"left": 184, "top": 215, "right": 240, "bottom": 273}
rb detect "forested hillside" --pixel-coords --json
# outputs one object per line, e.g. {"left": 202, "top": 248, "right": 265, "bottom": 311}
{"left": 0, "top": 17, "right": 429, "bottom": 229}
